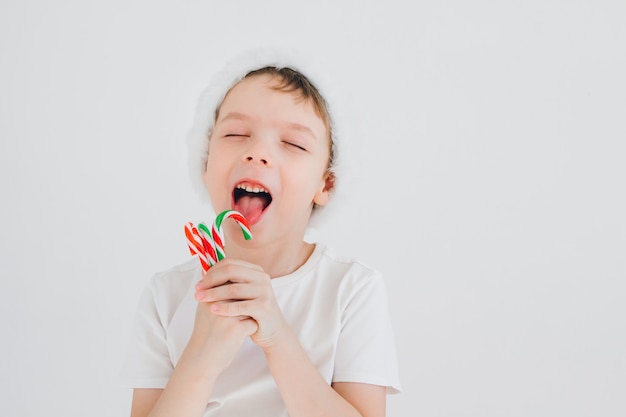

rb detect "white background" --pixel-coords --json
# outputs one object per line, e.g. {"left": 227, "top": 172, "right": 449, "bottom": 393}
{"left": 1, "top": 1, "right": 624, "bottom": 416}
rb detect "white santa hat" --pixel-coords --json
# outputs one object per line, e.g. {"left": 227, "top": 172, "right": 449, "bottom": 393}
{"left": 186, "top": 47, "right": 349, "bottom": 231}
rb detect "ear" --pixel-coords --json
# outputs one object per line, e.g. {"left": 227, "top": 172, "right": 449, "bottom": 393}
{"left": 313, "top": 171, "right": 335, "bottom": 207}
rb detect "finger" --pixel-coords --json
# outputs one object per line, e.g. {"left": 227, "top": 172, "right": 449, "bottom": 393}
{"left": 196, "top": 259, "right": 265, "bottom": 290}
{"left": 195, "top": 282, "right": 259, "bottom": 303}
{"left": 240, "top": 317, "right": 258, "bottom": 336}
{"left": 214, "top": 258, "right": 264, "bottom": 271}
{"left": 211, "top": 299, "right": 254, "bottom": 318}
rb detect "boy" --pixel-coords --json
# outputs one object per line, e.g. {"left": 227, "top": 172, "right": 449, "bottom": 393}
{"left": 121, "top": 49, "right": 401, "bottom": 417}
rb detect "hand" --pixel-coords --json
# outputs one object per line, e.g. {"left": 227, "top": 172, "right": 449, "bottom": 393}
{"left": 186, "top": 270, "right": 258, "bottom": 374}
{"left": 195, "top": 258, "right": 287, "bottom": 350}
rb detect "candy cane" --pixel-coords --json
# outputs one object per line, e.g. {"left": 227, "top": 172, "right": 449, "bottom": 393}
{"left": 184, "top": 222, "right": 210, "bottom": 272}
{"left": 185, "top": 210, "right": 252, "bottom": 270}
{"left": 211, "top": 210, "right": 252, "bottom": 261}
{"left": 197, "top": 222, "right": 218, "bottom": 267}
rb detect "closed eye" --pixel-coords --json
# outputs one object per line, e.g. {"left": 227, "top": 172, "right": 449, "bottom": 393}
{"left": 283, "top": 141, "right": 307, "bottom": 151}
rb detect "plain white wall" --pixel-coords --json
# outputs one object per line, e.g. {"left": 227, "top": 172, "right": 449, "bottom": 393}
{"left": 1, "top": 1, "right": 624, "bottom": 416}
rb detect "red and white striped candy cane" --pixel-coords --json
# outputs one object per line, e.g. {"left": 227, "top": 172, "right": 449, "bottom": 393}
{"left": 211, "top": 210, "right": 252, "bottom": 261}
{"left": 184, "top": 210, "right": 252, "bottom": 271}
{"left": 184, "top": 222, "right": 210, "bottom": 272}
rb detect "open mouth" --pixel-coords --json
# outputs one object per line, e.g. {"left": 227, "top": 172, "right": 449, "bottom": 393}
{"left": 232, "top": 182, "right": 272, "bottom": 226}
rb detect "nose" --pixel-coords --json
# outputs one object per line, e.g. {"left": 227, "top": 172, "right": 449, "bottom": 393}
{"left": 243, "top": 138, "right": 271, "bottom": 166}
{"left": 245, "top": 155, "right": 268, "bottom": 165}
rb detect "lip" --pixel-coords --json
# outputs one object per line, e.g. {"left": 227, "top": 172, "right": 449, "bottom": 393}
{"left": 231, "top": 177, "right": 273, "bottom": 226}
{"left": 231, "top": 178, "right": 272, "bottom": 196}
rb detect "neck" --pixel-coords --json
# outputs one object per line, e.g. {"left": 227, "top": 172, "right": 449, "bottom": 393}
{"left": 223, "top": 230, "right": 314, "bottom": 278}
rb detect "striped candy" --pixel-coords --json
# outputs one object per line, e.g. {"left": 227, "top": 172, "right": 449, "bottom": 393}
{"left": 184, "top": 222, "right": 210, "bottom": 272}
{"left": 184, "top": 210, "right": 252, "bottom": 272}
{"left": 196, "top": 223, "right": 218, "bottom": 266}
{"left": 211, "top": 210, "right": 253, "bottom": 262}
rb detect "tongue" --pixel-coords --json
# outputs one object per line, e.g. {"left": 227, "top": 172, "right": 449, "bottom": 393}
{"left": 234, "top": 195, "right": 266, "bottom": 226}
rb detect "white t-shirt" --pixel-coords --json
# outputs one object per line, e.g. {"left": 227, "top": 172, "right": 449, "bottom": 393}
{"left": 120, "top": 243, "right": 401, "bottom": 416}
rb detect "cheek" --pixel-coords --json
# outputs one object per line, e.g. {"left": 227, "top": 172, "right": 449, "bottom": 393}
{"left": 203, "top": 150, "right": 227, "bottom": 192}
{"left": 285, "top": 165, "right": 325, "bottom": 200}
{"left": 205, "top": 143, "right": 228, "bottom": 173}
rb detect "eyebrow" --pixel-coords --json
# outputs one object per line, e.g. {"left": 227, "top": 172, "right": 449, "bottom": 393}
{"left": 219, "top": 112, "right": 250, "bottom": 123}
{"left": 218, "top": 112, "right": 318, "bottom": 140}
{"left": 284, "top": 122, "right": 317, "bottom": 140}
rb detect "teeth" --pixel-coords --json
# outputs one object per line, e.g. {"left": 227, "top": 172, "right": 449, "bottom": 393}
{"left": 237, "top": 183, "right": 267, "bottom": 194}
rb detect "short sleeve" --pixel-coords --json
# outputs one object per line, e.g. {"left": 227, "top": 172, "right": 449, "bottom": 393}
{"left": 119, "top": 279, "right": 173, "bottom": 388}
{"left": 333, "top": 272, "right": 402, "bottom": 394}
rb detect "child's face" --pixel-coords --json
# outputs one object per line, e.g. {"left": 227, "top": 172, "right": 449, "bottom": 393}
{"left": 204, "top": 74, "right": 333, "bottom": 241}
